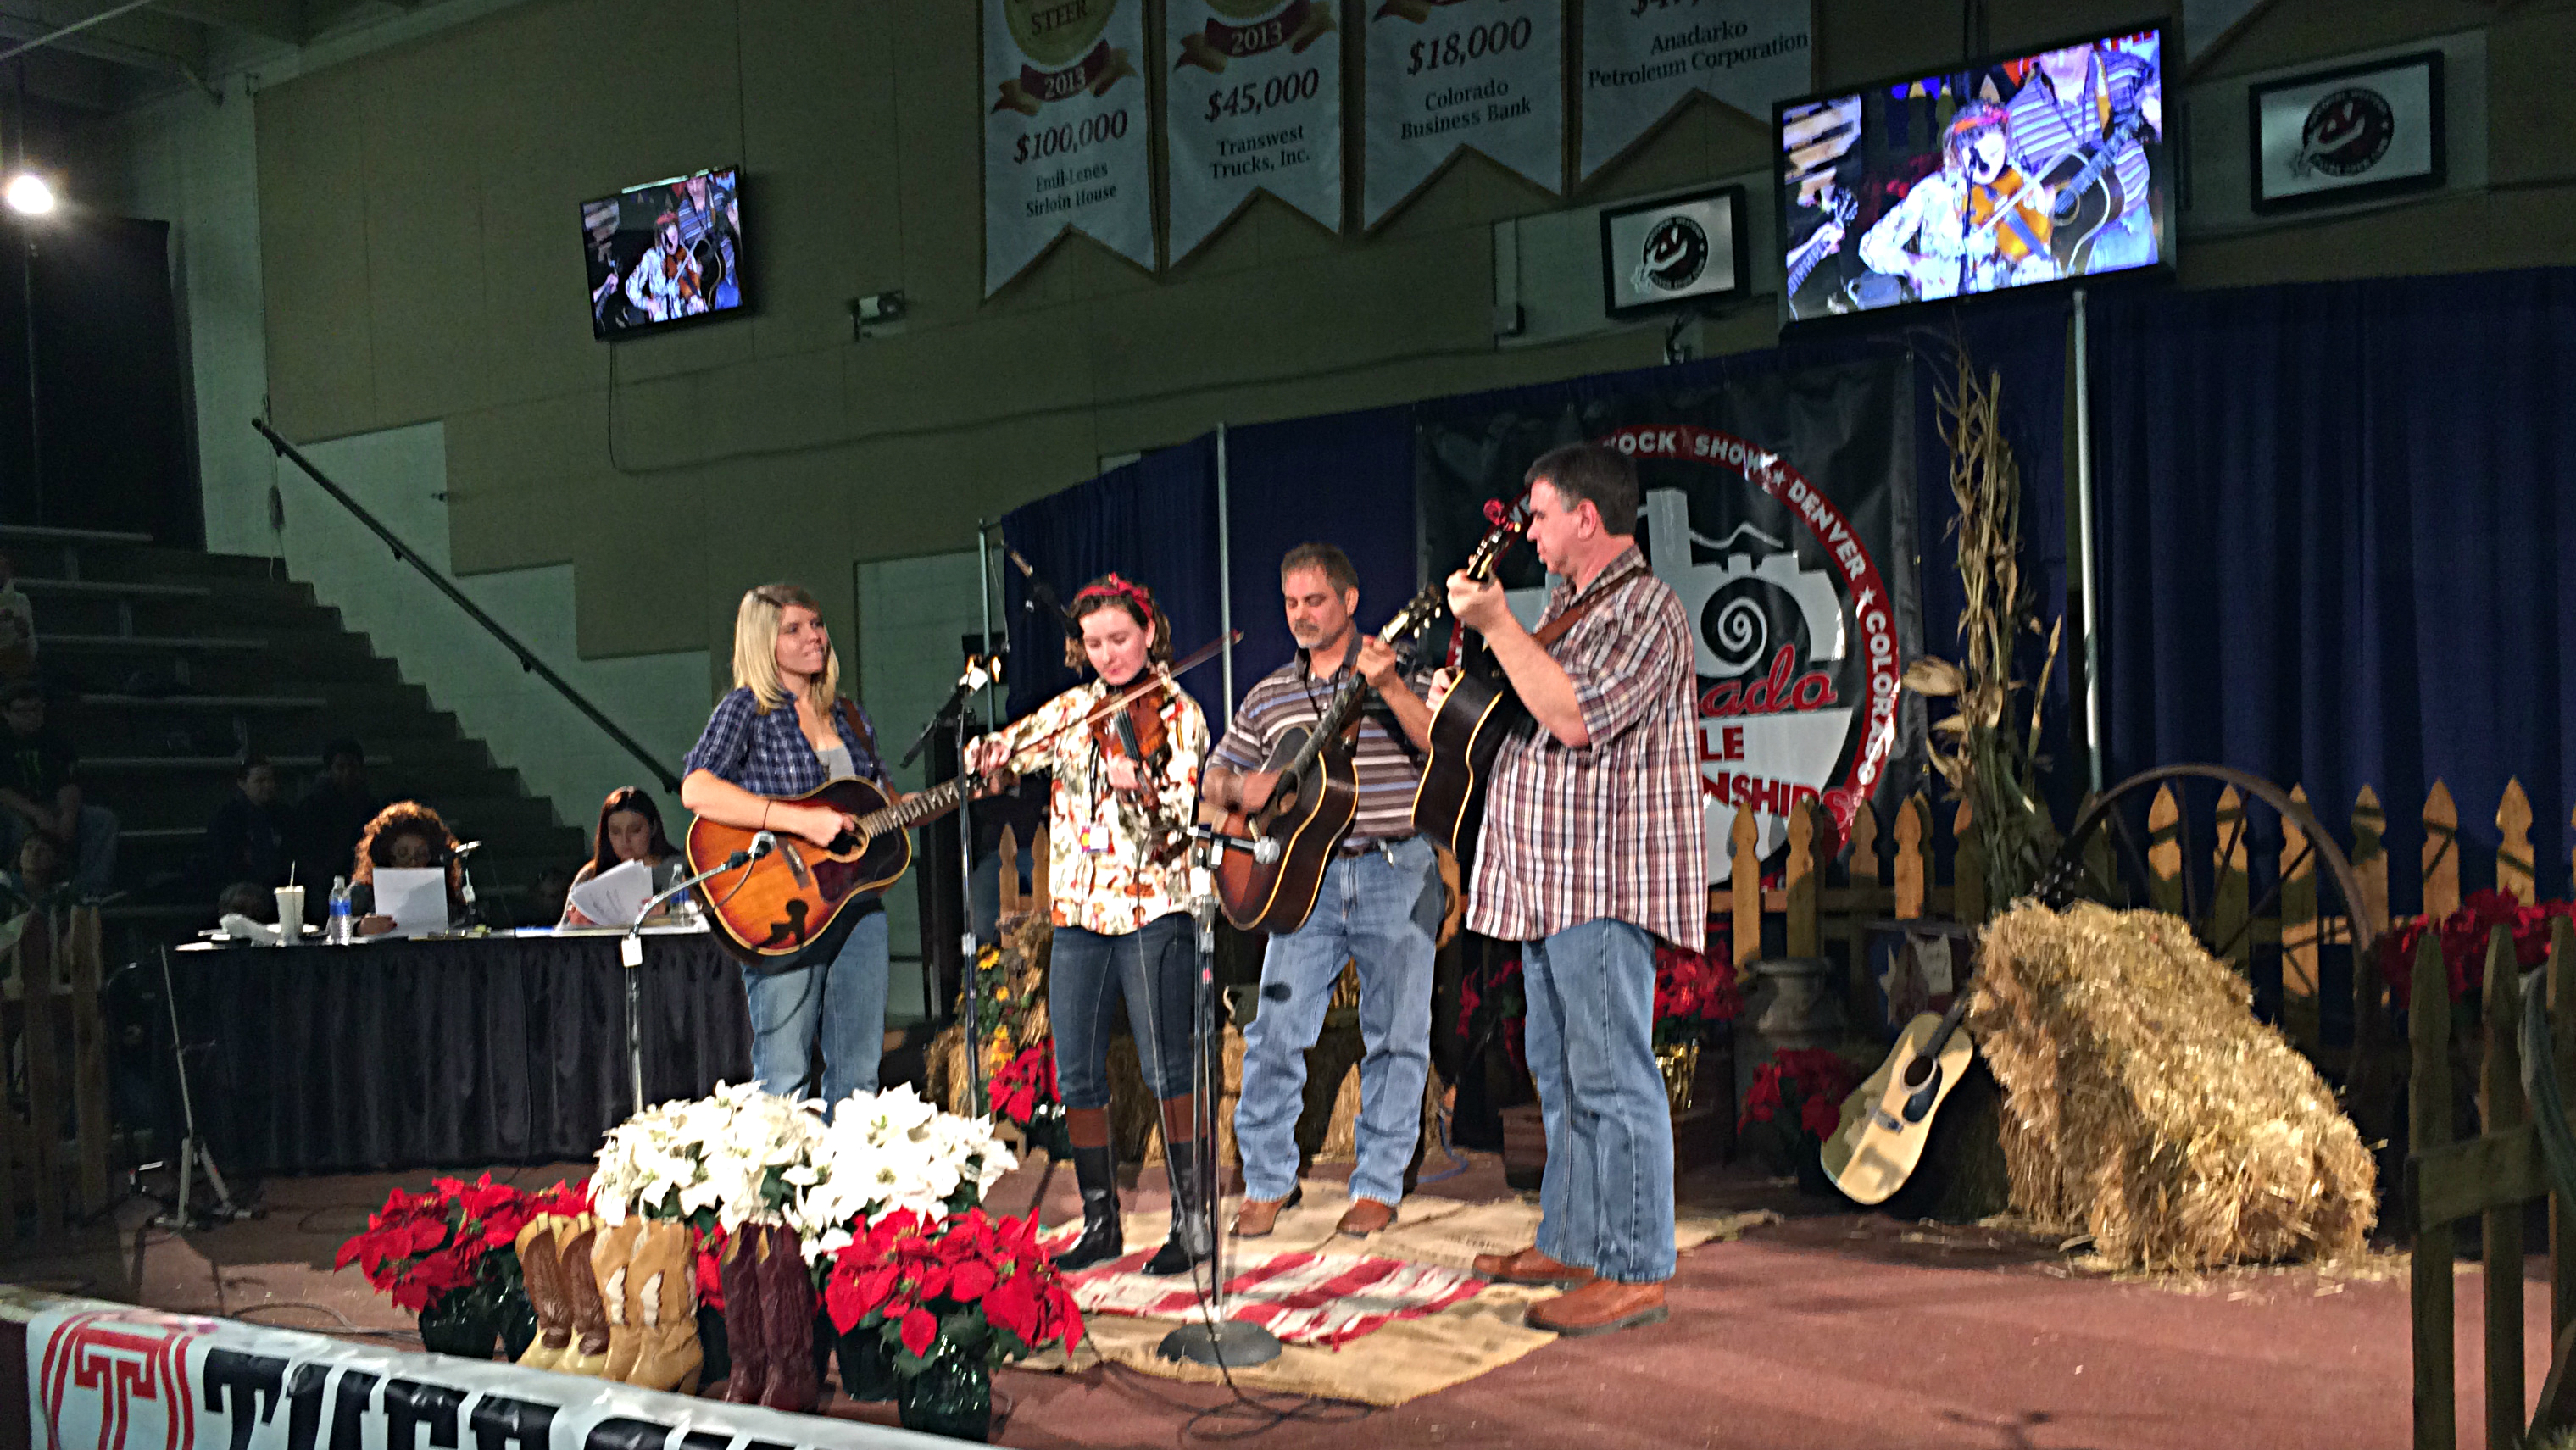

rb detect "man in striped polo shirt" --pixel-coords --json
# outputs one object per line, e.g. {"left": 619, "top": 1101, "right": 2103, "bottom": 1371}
{"left": 2006, "top": 38, "right": 2162, "bottom": 275}
{"left": 1204, "top": 543, "right": 1443, "bottom": 1239}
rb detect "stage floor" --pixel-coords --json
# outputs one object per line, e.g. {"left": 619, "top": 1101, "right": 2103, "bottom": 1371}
{"left": 0, "top": 1151, "right": 2534, "bottom": 1450}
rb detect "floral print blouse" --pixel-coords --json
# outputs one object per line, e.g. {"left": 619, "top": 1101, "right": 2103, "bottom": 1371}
{"left": 1006, "top": 677, "right": 1210, "bottom": 935}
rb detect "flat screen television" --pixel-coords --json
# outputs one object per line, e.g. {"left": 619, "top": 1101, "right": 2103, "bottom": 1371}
{"left": 1774, "top": 24, "right": 2171, "bottom": 326}
{"left": 581, "top": 165, "right": 745, "bottom": 339}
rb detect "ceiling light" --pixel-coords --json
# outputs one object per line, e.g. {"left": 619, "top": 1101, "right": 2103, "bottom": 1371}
{"left": 5, "top": 174, "right": 56, "bottom": 216}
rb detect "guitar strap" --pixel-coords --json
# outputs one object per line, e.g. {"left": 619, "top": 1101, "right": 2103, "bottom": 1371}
{"left": 1532, "top": 559, "right": 1650, "bottom": 652}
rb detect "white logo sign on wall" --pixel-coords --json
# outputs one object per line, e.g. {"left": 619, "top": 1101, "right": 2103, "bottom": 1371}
{"left": 1364, "top": 0, "right": 1565, "bottom": 227}
{"left": 1579, "top": 0, "right": 1811, "bottom": 181}
{"left": 1166, "top": 0, "right": 1344, "bottom": 261}
{"left": 985, "top": 0, "right": 1156, "bottom": 295}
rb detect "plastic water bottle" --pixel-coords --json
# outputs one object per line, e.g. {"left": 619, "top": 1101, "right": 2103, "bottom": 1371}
{"left": 327, "top": 876, "right": 353, "bottom": 945}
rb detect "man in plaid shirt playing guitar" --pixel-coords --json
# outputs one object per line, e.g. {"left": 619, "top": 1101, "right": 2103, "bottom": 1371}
{"left": 1426, "top": 442, "right": 1707, "bottom": 1337}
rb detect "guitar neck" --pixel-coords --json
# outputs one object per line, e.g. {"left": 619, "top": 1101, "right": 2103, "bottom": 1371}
{"left": 856, "top": 777, "right": 965, "bottom": 837}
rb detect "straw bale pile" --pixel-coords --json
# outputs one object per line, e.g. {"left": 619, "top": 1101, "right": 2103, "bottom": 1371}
{"left": 1969, "top": 902, "right": 2376, "bottom": 1271}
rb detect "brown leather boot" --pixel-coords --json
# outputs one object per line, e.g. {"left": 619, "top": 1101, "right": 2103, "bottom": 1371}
{"left": 1469, "top": 1245, "right": 1597, "bottom": 1288}
{"left": 755, "top": 1225, "right": 820, "bottom": 1412}
{"left": 623, "top": 1221, "right": 704, "bottom": 1393}
{"left": 1524, "top": 1278, "right": 1668, "bottom": 1336}
{"left": 512, "top": 1217, "right": 572, "bottom": 1369}
{"left": 555, "top": 1217, "right": 612, "bottom": 1376}
{"left": 717, "top": 1229, "right": 766, "bottom": 1403}
{"left": 1231, "top": 1185, "right": 1301, "bottom": 1238}
{"left": 593, "top": 1217, "right": 645, "bottom": 1382}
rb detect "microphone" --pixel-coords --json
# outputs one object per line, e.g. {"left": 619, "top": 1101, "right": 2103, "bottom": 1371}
{"left": 1189, "top": 825, "right": 1281, "bottom": 866}
{"left": 748, "top": 830, "right": 779, "bottom": 859}
{"left": 1006, "top": 547, "right": 1076, "bottom": 632}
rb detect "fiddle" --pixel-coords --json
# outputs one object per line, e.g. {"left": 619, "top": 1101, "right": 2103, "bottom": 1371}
{"left": 1966, "top": 166, "right": 2053, "bottom": 263}
{"left": 1094, "top": 672, "right": 1192, "bottom": 864}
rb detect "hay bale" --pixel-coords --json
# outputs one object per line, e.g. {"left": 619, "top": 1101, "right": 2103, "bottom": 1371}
{"left": 1969, "top": 902, "right": 2376, "bottom": 1272}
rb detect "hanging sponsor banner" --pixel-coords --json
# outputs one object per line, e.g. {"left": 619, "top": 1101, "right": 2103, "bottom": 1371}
{"left": 1418, "top": 357, "right": 1921, "bottom": 875}
{"left": 1166, "top": 0, "right": 1345, "bottom": 260}
{"left": 1363, "top": 0, "right": 1564, "bottom": 227}
{"left": 25, "top": 1303, "right": 912, "bottom": 1450}
{"left": 1577, "top": 0, "right": 1811, "bottom": 181}
{"left": 985, "top": 0, "right": 1155, "bottom": 295}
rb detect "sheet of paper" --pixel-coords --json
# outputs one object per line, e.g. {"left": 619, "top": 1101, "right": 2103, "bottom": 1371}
{"left": 567, "top": 858, "right": 656, "bottom": 929}
{"left": 375, "top": 868, "right": 451, "bottom": 936}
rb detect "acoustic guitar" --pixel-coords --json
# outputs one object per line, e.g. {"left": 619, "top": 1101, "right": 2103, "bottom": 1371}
{"left": 2035, "top": 99, "right": 2154, "bottom": 272}
{"left": 1819, "top": 961, "right": 1979, "bottom": 1205}
{"left": 1405, "top": 497, "right": 1532, "bottom": 868}
{"left": 1210, "top": 589, "right": 1448, "bottom": 933}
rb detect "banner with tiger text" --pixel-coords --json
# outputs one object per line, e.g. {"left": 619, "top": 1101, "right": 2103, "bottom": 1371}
{"left": 1364, "top": 0, "right": 1564, "bottom": 226}
{"left": 1166, "top": 0, "right": 1345, "bottom": 260}
{"left": 986, "top": 0, "right": 1155, "bottom": 294}
{"left": 1579, "top": 0, "right": 1811, "bottom": 181}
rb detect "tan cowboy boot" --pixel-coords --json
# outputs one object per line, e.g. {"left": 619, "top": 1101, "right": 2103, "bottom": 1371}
{"left": 622, "top": 1220, "right": 704, "bottom": 1393}
{"left": 513, "top": 1217, "right": 573, "bottom": 1370}
{"left": 592, "top": 1216, "right": 646, "bottom": 1382}
{"left": 555, "top": 1215, "right": 613, "bottom": 1376}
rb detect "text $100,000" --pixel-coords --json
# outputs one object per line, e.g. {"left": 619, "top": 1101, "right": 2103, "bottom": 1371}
{"left": 1016, "top": 109, "right": 1130, "bottom": 165}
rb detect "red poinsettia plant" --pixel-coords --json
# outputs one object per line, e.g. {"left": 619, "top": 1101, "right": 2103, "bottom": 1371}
{"left": 2380, "top": 889, "right": 2576, "bottom": 1011}
{"left": 335, "top": 1174, "right": 550, "bottom": 1313}
{"left": 1737, "top": 1047, "right": 1867, "bottom": 1176}
{"left": 1652, "top": 940, "right": 1743, "bottom": 1048}
{"left": 1456, "top": 955, "right": 1527, "bottom": 1075}
{"left": 988, "top": 1040, "right": 1068, "bottom": 1158}
{"left": 820, "top": 1206, "right": 1084, "bottom": 1374}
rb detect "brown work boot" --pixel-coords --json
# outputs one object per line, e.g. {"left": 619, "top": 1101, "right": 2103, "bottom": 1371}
{"left": 1335, "top": 1198, "right": 1395, "bottom": 1236}
{"left": 1525, "top": 1278, "right": 1668, "bottom": 1337}
{"left": 1231, "top": 1185, "right": 1301, "bottom": 1238}
{"left": 1470, "top": 1245, "right": 1596, "bottom": 1288}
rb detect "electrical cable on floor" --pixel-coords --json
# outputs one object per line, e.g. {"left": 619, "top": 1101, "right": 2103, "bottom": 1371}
{"left": 231, "top": 1300, "right": 420, "bottom": 1346}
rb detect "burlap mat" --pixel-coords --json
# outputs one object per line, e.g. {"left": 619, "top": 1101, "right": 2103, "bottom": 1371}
{"left": 1025, "top": 1188, "right": 1772, "bottom": 1406}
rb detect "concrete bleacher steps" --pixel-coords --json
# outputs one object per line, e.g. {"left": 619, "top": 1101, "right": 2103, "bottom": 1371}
{"left": 0, "top": 524, "right": 588, "bottom": 943}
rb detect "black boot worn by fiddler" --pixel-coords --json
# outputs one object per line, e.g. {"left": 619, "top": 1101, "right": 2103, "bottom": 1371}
{"left": 1054, "top": 1143, "right": 1125, "bottom": 1272}
{"left": 1143, "top": 1134, "right": 1213, "bottom": 1277}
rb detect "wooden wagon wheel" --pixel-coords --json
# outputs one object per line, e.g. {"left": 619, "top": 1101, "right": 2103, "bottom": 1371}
{"left": 2038, "top": 764, "right": 2395, "bottom": 1137}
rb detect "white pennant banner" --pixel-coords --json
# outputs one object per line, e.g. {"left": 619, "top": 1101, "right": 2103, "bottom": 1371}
{"left": 1578, "top": 0, "right": 1811, "bottom": 181}
{"left": 985, "top": 0, "right": 1156, "bottom": 295}
{"left": 1363, "top": 0, "right": 1564, "bottom": 227}
{"left": 1166, "top": 0, "right": 1345, "bottom": 260}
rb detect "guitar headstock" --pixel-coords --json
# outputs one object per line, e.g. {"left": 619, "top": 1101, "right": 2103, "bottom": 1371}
{"left": 1464, "top": 494, "right": 1531, "bottom": 583}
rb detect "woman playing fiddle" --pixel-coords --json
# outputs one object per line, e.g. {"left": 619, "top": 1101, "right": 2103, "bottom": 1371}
{"left": 965, "top": 574, "right": 1212, "bottom": 1275}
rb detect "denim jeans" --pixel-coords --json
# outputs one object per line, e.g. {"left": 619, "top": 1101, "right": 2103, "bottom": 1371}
{"left": 1522, "top": 918, "right": 1675, "bottom": 1283}
{"left": 739, "top": 903, "right": 889, "bottom": 1114}
{"left": 1235, "top": 834, "right": 1441, "bottom": 1206}
{"left": 1050, "top": 913, "right": 1197, "bottom": 1110}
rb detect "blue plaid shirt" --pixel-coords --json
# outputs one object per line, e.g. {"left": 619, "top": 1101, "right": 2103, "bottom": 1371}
{"left": 682, "top": 686, "right": 890, "bottom": 797}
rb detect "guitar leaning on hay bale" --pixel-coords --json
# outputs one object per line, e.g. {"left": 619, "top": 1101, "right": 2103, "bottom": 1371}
{"left": 1820, "top": 968, "right": 1979, "bottom": 1205}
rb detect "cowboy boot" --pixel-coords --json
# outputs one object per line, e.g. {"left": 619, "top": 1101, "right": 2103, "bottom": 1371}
{"left": 1143, "top": 1104, "right": 1213, "bottom": 1277}
{"left": 718, "top": 1229, "right": 767, "bottom": 1403}
{"left": 756, "top": 1225, "right": 820, "bottom": 1413}
{"left": 623, "top": 1220, "right": 704, "bottom": 1393}
{"left": 512, "top": 1217, "right": 572, "bottom": 1370}
{"left": 1054, "top": 1113, "right": 1123, "bottom": 1273}
{"left": 556, "top": 1216, "right": 612, "bottom": 1376}
{"left": 592, "top": 1217, "right": 645, "bottom": 1383}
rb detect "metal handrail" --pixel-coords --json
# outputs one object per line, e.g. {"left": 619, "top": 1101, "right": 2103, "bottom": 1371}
{"left": 252, "top": 417, "right": 681, "bottom": 795}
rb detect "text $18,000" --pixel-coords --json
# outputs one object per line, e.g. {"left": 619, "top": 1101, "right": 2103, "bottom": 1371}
{"left": 1015, "top": 109, "right": 1130, "bottom": 165}
{"left": 1408, "top": 17, "right": 1533, "bottom": 75}
{"left": 1205, "top": 67, "right": 1321, "bottom": 124}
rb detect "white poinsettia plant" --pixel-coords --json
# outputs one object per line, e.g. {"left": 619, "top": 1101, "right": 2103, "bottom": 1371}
{"left": 784, "top": 1084, "right": 1018, "bottom": 1259}
{"left": 593, "top": 1080, "right": 827, "bottom": 1231}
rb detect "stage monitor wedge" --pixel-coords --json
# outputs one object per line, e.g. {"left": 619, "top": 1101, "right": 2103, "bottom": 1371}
{"left": 582, "top": 164, "right": 748, "bottom": 340}
{"left": 1774, "top": 21, "right": 2174, "bottom": 330}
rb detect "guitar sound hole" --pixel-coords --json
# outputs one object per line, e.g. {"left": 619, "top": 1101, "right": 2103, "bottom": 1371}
{"left": 1900, "top": 1057, "right": 1934, "bottom": 1090}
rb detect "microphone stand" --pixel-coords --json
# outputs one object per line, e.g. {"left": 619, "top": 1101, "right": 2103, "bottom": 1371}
{"left": 1158, "top": 830, "right": 1282, "bottom": 1369}
{"left": 617, "top": 838, "right": 763, "bottom": 1114}
{"left": 449, "top": 842, "right": 492, "bottom": 931}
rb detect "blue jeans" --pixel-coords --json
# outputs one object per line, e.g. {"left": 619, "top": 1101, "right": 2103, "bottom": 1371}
{"left": 1235, "top": 835, "right": 1441, "bottom": 1206}
{"left": 1522, "top": 919, "right": 1675, "bottom": 1283}
{"left": 739, "top": 904, "right": 889, "bottom": 1114}
{"left": 2078, "top": 204, "right": 2158, "bottom": 273}
{"left": 1051, "top": 914, "right": 1197, "bottom": 1110}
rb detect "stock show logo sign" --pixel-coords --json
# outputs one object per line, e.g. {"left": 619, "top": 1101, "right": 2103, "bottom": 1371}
{"left": 2293, "top": 86, "right": 2395, "bottom": 179}
{"left": 1601, "top": 425, "right": 1903, "bottom": 867}
{"left": 1633, "top": 214, "right": 1710, "bottom": 294}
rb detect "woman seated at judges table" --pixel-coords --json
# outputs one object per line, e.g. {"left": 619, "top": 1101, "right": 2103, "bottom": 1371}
{"left": 678, "top": 583, "right": 899, "bottom": 1114}
{"left": 559, "top": 786, "right": 685, "bottom": 927}
{"left": 349, "top": 801, "right": 469, "bottom": 936}
{"left": 965, "top": 574, "right": 1212, "bottom": 1276}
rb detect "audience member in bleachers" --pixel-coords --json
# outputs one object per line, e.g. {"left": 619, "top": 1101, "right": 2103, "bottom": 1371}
{"left": 0, "top": 553, "right": 34, "bottom": 681}
{"left": 349, "top": 800, "right": 466, "bottom": 936}
{"left": 204, "top": 757, "right": 292, "bottom": 893}
{"left": 0, "top": 681, "right": 117, "bottom": 898}
{"left": 559, "top": 786, "right": 684, "bottom": 926}
{"left": 0, "top": 832, "right": 66, "bottom": 955}
{"left": 294, "top": 737, "right": 381, "bottom": 892}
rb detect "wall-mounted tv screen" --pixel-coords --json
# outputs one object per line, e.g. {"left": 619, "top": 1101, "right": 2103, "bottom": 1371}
{"left": 581, "top": 165, "right": 744, "bottom": 339}
{"left": 1775, "top": 25, "right": 2170, "bottom": 326}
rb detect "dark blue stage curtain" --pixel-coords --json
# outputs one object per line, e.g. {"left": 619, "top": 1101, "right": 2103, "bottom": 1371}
{"left": 1000, "top": 436, "right": 1227, "bottom": 725}
{"left": 2094, "top": 268, "right": 2576, "bottom": 900}
{"left": 1222, "top": 409, "right": 1421, "bottom": 695}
